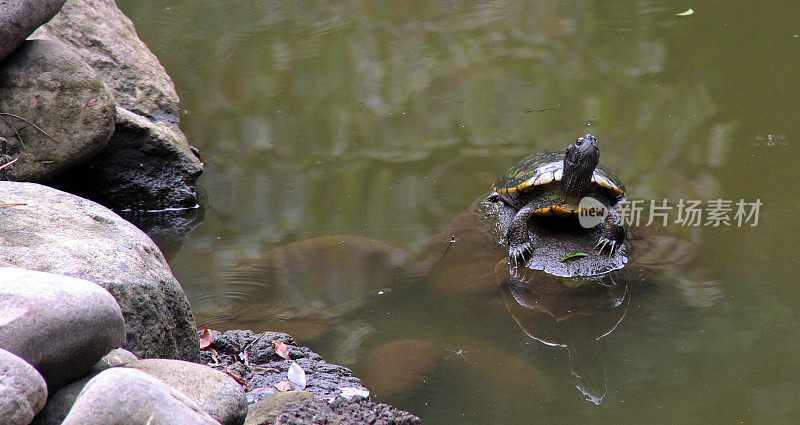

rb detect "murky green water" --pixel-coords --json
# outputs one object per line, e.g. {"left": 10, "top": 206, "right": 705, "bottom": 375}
{"left": 117, "top": 1, "right": 800, "bottom": 423}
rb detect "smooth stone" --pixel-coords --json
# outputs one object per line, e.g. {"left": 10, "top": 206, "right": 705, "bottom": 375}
{"left": 61, "top": 368, "right": 220, "bottom": 425}
{"left": 0, "top": 348, "right": 47, "bottom": 425}
{"left": 0, "top": 39, "right": 115, "bottom": 181}
{"left": 123, "top": 359, "right": 247, "bottom": 425}
{"left": 0, "top": 268, "right": 124, "bottom": 392}
{"left": 34, "top": 0, "right": 203, "bottom": 209}
{"left": 0, "top": 0, "right": 66, "bottom": 61}
{"left": 91, "top": 348, "right": 139, "bottom": 374}
{"left": 31, "top": 348, "right": 139, "bottom": 425}
{"left": 0, "top": 182, "right": 200, "bottom": 361}
{"left": 244, "top": 392, "right": 314, "bottom": 425}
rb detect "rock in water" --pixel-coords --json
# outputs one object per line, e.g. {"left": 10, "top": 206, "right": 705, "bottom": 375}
{"left": 0, "top": 39, "right": 116, "bottom": 181}
{"left": 0, "top": 268, "right": 125, "bottom": 392}
{"left": 0, "top": 182, "right": 200, "bottom": 361}
{"left": 0, "top": 348, "right": 48, "bottom": 424}
{"left": 0, "top": 0, "right": 66, "bottom": 61}
{"left": 34, "top": 0, "right": 203, "bottom": 209}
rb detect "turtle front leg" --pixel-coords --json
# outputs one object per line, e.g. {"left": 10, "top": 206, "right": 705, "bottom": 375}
{"left": 594, "top": 208, "right": 625, "bottom": 256}
{"left": 506, "top": 202, "right": 538, "bottom": 266}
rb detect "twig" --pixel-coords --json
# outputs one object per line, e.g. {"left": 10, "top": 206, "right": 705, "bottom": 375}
{"left": 0, "top": 158, "right": 17, "bottom": 171}
{"left": 0, "top": 112, "right": 64, "bottom": 146}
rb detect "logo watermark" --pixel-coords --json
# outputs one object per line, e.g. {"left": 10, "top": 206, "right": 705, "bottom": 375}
{"left": 577, "top": 197, "right": 762, "bottom": 228}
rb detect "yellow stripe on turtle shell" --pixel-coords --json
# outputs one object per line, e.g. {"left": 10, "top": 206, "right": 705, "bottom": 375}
{"left": 591, "top": 172, "right": 624, "bottom": 197}
{"left": 534, "top": 205, "right": 580, "bottom": 217}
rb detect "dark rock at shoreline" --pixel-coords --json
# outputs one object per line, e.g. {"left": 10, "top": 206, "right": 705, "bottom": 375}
{"left": 277, "top": 397, "right": 421, "bottom": 425}
{"left": 34, "top": 0, "right": 203, "bottom": 210}
{"left": 0, "top": 39, "right": 116, "bottom": 181}
{"left": 0, "top": 267, "right": 125, "bottom": 392}
{"left": 0, "top": 182, "right": 200, "bottom": 361}
{"left": 199, "top": 330, "right": 367, "bottom": 402}
{"left": 0, "top": 348, "right": 48, "bottom": 424}
{"left": 0, "top": 0, "right": 66, "bottom": 61}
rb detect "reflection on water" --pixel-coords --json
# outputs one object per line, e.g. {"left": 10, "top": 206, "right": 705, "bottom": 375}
{"left": 120, "top": 0, "right": 800, "bottom": 423}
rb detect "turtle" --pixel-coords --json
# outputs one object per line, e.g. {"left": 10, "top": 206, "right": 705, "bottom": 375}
{"left": 489, "top": 134, "right": 627, "bottom": 265}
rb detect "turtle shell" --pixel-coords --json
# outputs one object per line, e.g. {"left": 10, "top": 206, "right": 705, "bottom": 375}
{"left": 493, "top": 151, "right": 626, "bottom": 213}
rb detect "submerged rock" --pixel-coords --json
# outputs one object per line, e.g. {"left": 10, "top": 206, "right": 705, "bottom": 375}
{"left": 0, "top": 268, "right": 124, "bottom": 392}
{"left": 0, "top": 348, "right": 48, "bottom": 425}
{"left": 361, "top": 339, "right": 438, "bottom": 399}
{"left": 61, "top": 368, "right": 220, "bottom": 425}
{"left": 0, "top": 182, "right": 199, "bottom": 361}
{"left": 0, "top": 39, "right": 116, "bottom": 181}
{"left": 0, "top": 0, "right": 66, "bottom": 61}
{"left": 34, "top": 0, "right": 203, "bottom": 209}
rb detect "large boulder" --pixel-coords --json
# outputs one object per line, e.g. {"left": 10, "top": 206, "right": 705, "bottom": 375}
{"left": 0, "top": 348, "right": 47, "bottom": 425}
{"left": 0, "top": 182, "right": 200, "bottom": 361}
{"left": 61, "top": 368, "right": 220, "bottom": 425}
{"left": 0, "top": 39, "right": 116, "bottom": 181}
{"left": 123, "top": 359, "right": 248, "bottom": 425}
{"left": 0, "top": 268, "right": 124, "bottom": 392}
{"left": 34, "top": 0, "right": 203, "bottom": 209}
{"left": 0, "top": 0, "right": 66, "bottom": 61}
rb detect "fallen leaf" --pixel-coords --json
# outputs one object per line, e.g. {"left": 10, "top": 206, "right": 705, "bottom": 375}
{"left": 676, "top": 8, "right": 694, "bottom": 16}
{"left": 340, "top": 387, "right": 370, "bottom": 399}
{"left": 275, "top": 381, "right": 292, "bottom": 392}
{"left": 561, "top": 252, "right": 588, "bottom": 262}
{"left": 288, "top": 361, "right": 307, "bottom": 390}
{"left": 199, "top": 326, "right": 214, "bottom": 349}
{"left": 273, "top": 340, "right": 291, "bottom": 360}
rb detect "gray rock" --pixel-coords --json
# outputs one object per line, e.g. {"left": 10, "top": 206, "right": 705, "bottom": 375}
{"left": 123, "top": 359, "right": 247, "bottom": 425}
{"left": 31, "top": 348, "right": 139, "bottom": 425}
{"left": 0, "top": 348, "right": 47, "bottom": 425}
{"left": 244, "top": 392, "right": 314, "bottom": 425}
{"left": 0, "top": 182, "right": 200, "bottom": 361}
{"left": 34, "top": 0, "right": 203, "bottom": 209}
{"left": 91, "top": 348, "right": 138, "bottom": 374}
{"left": 0, "top": 268, "right": 124, "bottom": 392}
{"left": 0, "top": 0, "right": 66, "bottom": 61}
{"left": 0, "top": 39, "right": 116, "bottom": 181}
{"left": 61, "top": 368, "right": 221, "bottom": 425}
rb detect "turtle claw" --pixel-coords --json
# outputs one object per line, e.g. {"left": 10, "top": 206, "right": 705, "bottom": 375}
{"left": 594, "top": 237, "right": 618, "bottom": 257}
{"left": 509, "top": 243, "right": 532, "bottom": 267}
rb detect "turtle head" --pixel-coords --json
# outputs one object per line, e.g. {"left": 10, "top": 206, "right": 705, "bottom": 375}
{"left": 562, "top": 134, "right": 600, "bottom": 201}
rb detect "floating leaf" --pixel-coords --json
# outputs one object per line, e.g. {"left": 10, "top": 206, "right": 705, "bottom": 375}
{"left": 340, "top": 387, "right": 370, "bottom": 399}
{"left": 561, "top": 252, "right": 588, "bottom": 262}
{"left": 273, "top": 340, "right": 291, "bottom": 360}
{"left": 288, "top": 361, "right": 307, "bottom": 390}
{"left": 274, "top": 381, "right": 292, "bottom": 392}
{"left": 676, "top": 8, "right": 694, "bottom": 16}
{"left": 199, "top": 326, "right": 214, "bottom": 349}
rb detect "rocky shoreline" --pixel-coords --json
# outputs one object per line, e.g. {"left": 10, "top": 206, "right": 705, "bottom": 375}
{"left": 0, "top": 2, "right": 420, "bottom": 424}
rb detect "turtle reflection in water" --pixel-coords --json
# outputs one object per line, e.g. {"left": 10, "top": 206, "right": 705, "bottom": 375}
{"left": 489, "top": 134, "right": 627, "bottom": 265}
{"left": 496, "top": 259, "right": 630, "bottom": 405}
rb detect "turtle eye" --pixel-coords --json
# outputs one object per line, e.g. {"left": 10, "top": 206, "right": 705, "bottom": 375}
{"left": 575, "top": 139, "right": 583, "bottom": 147}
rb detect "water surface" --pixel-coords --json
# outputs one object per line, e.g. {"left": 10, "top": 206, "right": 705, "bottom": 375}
{"left": 118, "top": 1, "right": 800, "bottom": 423}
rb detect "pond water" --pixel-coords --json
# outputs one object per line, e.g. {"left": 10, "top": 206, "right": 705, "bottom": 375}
{"left": 117, "top": 1, "right": 800, "bottom": 423}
